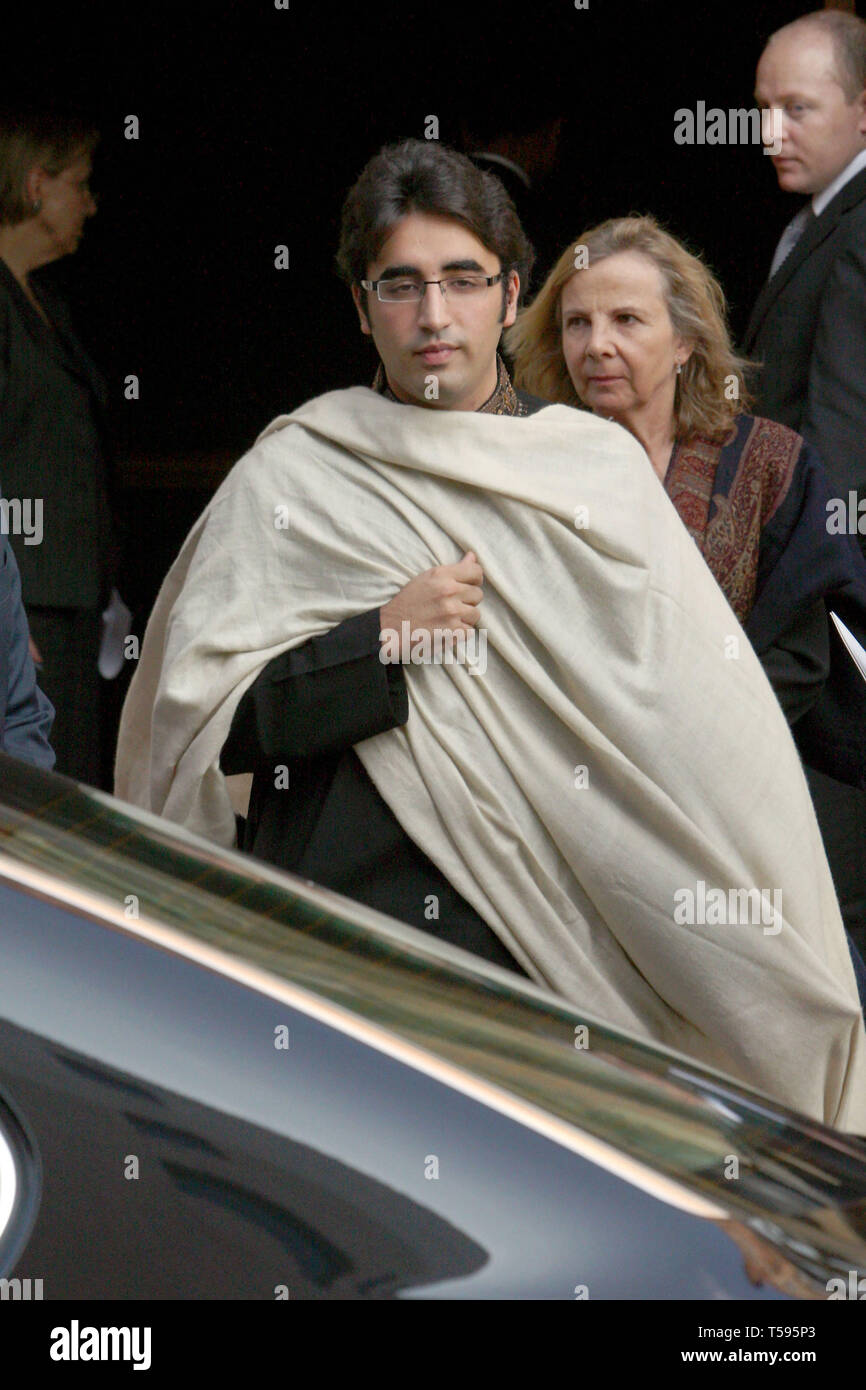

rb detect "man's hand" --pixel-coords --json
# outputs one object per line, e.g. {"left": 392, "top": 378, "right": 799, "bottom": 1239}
{"left": 28, "top": 636, "right": 43, "bottom": 669}
{"left": 380, "top": 551, "right": 484, "bottom": 654}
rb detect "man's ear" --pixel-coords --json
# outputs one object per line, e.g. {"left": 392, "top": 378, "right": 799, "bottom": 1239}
{"left": 502, "top": 269, "right": 520, "bottom": 329}
{"left": 351, "top": 283, "right": 373, "bottom": 337}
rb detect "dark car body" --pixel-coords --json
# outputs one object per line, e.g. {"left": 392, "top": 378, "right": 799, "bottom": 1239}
{"left": 0, "top": 753, "right": 865, "bottom": 1300}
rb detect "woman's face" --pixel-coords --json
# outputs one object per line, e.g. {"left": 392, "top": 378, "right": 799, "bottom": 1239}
{"left": 560, "top": 251, "right": 690, "bottom": 437}
{"left": 34, "top": 154, "right": 97, "bottom": 261}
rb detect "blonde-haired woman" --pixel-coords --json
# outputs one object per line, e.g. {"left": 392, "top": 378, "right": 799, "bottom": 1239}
{"left": 508, "top": 215, "right": 866, "bottom": 978}
{"left": 509, "top": 215, "right": 753, "bottom": 467}
{"left": 0, "top": 108, "right": 115, "bottom": 787}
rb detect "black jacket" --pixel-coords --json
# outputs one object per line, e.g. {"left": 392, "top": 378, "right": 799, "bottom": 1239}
{"left": 744, "top": 167, "right": 866, "bottom": 515}
{"left": 0, "top": 258, "right": 114, "bottom": 609}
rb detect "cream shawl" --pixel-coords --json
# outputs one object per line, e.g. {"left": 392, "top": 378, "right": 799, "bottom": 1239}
{"left": 115, "top": 388, "right": 866, "bottom": 1131}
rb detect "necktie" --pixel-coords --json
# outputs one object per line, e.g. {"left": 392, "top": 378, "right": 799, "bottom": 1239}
{"left": 768, "top": 206, "right": 814, "bottom": 279}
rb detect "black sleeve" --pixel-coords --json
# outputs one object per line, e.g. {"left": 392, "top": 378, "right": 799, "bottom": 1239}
{"left": 758, "top": 598, "right": 830, "bottom": 725}
{"left": 221, "top": 606, "right": 408, "bottom": 772}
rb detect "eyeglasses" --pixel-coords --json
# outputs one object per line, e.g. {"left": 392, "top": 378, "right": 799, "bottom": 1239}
{"left": 361, "top": 272, "right": 505, "bottom": 303}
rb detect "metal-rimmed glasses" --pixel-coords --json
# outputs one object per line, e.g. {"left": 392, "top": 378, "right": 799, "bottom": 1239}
{"left": 360, "top": 271, "right": 505, "bottom": 303}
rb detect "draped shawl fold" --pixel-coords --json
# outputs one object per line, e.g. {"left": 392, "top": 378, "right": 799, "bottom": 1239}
{"left": 115, "top": 388, "right": 866, "bottom": 1130}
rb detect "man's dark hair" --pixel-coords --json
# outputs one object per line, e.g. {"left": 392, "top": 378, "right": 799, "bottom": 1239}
{"left": 336, "top": 138, "right": 535, "bottom": 318}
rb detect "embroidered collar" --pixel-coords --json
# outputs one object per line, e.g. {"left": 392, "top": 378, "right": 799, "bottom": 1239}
{"left": 372, "top": 354, "right": 525, "bottom": 416}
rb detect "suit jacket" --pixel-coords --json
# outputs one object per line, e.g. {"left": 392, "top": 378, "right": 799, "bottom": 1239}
{"left": 0, "top": 533, "right": 54, "bottom": 767}
{"left": 744, "top": 168, "right": 866, "bottom": 509}
{"left": 0, "top": 257, "right": 114, "bottom": 608}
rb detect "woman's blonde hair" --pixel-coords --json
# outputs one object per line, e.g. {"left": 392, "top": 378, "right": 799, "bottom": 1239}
{"left": 507, "top": 215, "right": 753, "bottom": 441}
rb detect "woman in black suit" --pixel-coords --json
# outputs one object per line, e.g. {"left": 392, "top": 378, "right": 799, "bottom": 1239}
{"left": 0, "top": 110, "right": 116, "bottom": 785}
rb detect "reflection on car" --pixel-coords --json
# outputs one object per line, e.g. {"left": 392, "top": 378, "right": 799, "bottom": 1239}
{"left": 0, "top": 754, "right": 864, "bottom": 1299}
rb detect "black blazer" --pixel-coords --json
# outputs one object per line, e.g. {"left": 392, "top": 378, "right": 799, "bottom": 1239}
{"left": 0, "top": 258, "right": 114, "bottom": 609}
{"left": 744, "top": 167, "right": 866, "bottom": 505}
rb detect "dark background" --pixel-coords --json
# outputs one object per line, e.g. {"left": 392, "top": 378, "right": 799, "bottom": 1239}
{"left": 11, "top": 0, "right": 861, "bottom": 616}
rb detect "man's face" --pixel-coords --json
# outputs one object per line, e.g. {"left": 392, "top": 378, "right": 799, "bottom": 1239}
{"left": 755, "top": 28, "right": 866, "bottom": 195}
{"left": 351, "top": 211, "right": 519, "bottom": 411}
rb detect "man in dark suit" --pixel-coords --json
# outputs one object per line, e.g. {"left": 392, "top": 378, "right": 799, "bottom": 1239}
{"left": 747, "top": 10, "right": 866, "bottom": 560}
{"left": 747, "top": 10, "right": 866, "bottom": 958}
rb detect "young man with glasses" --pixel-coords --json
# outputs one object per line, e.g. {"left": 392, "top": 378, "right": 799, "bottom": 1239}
{"left": 117, "top": 139, "right": 866, "bottom": 1130}
{"left": 219, "top": 142, "right": 546, "bottom": 976}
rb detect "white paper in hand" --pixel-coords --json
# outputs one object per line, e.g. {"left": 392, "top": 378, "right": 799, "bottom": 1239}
{"left": 99, "top": 588, "right": 133, "bottom": 679}
{"left": 830, "top": 610, "right": 866, "bottom": 684}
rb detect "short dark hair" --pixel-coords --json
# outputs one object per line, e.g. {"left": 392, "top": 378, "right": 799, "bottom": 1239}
{"left": 0, "top": 108, "right": 99, "bottom": 225}
{"left": 771, "top": 11, "right": 866, "bottom": 102}
{"left": 336, "top": 139, "right": 535, "bottom": 315}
